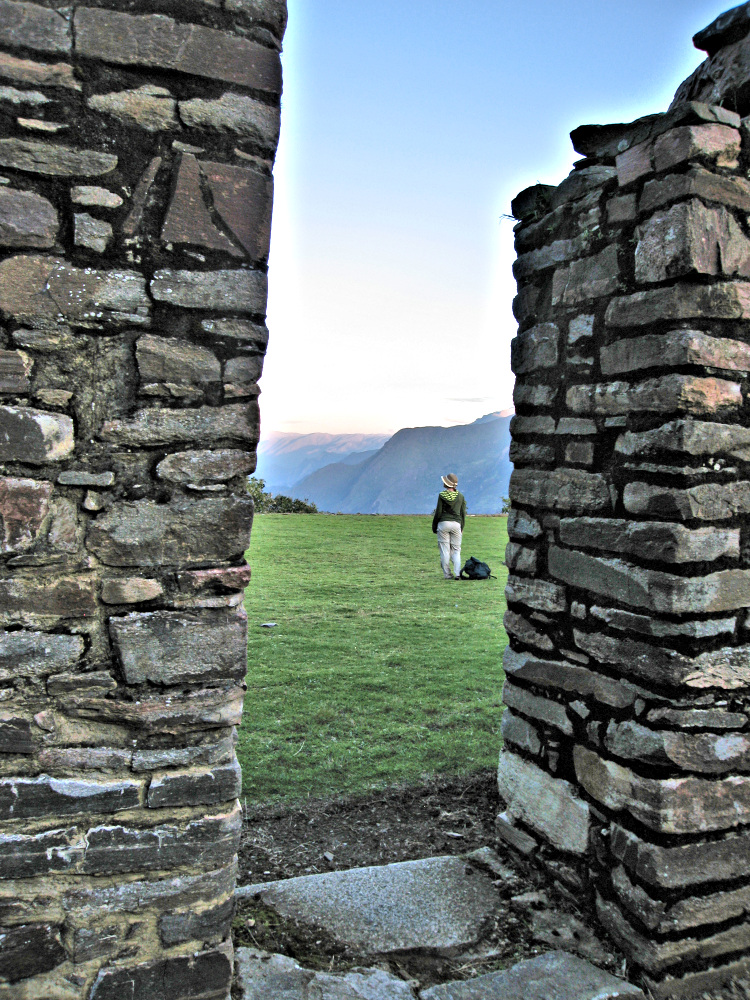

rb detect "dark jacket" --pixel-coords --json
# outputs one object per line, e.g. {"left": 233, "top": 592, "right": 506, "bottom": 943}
{"left": 432, "top": 490, "right": 466, "bottom": 533}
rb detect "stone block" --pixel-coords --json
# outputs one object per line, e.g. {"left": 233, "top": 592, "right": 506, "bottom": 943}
{"left": 179, "top": 93, "right": 280, "bottom": 149}
{"left": 137, "top": 335, "right": 220, "bottom": 388}
{"left": 225, "top": 356, "right": 263, "bottom": 391}
{"left": 201, "top": 317, "right": 269, "bottom": 347}
{"left": 601, "top": 330, "right": 750, "bottom": 375}
{"left": 551, "top": 245, "right": 620, "bottom": 306}
{"left": 608, "top": 193, "right": 637, "bottom": 222}
{"left": 606, "top": 282, "right": 750, "bottom": 326}
{"left": 565, "top": 441, "right": 594, "bottom": 465}
{"left": 605, "top": 719, "right": 750, "bottom": 774}
{"left": 641, "top": 165, "right": 750, "bottom": 214}
{"left": 0, "top": 51, "right": 79, "bottom": 90}
{"left": 0, "top": 138, "right": 116, "bottom": 178}
{"left": 57, "top": 470, "right": 114, "bottom": 487}
{"left": 509, "top": 468, "right": 611, "bottom": 513}
{"left": 557, "top": 417, "right": 597, "bottom": 435}
{"left": 559, "top": 516, "right": 738, "bottom": 563}
{"left": 694, "top": 5, "right": 750, "bottom": 55}
{"left": 509, "top": 441, "right": 555, "bottom": 465}
{"left": 101, "top": 577, "right": 163, "bottom": 604}
{"left": 505, "top": 541, "right": 537, "bottom": 574}
{"left": 511, "top": 415, "right": 556, "bottom": 435}
{"left": 591, "top": 605, "right": 736, "bottom": 640}
{"left": 110, "top": 608, "right": 247, "bottom": 684}
{"left": 88, "top": 85, "right": 178, "bottom": 132}
{"left": 513, "top": 236, "right": 589, "bottom": 280}
{"left": 64, "top": 686, "right": 244, "bottom": 735}
{"left": 623, "top": 479, "right": 750, "bottom": 520}
{"left": 616, "top": 418, "right": 750, "bottom": 461}
{"left": 236, "top": 949, "right": 414, "bottom": 1000}
{"left": 507, "top": 509, "right": 542, "bottom": 540}
{"left": 100, "top": 402, "right": 259, "bottom": 448}
{"left": 73, "top": 213, "right": 112, "bottom": 253}
{"left": 549, "top": 545, "right": 750, "bottom": 614}
{"left": 575, "top": 744, "right": 750, "bottom": 834}
{"left": 88, "top": 945, "right": 233, "bottom": 1000}
{"left": 0, "top": 187, "right": 57, "bottom": 248}
{"left": 150, "top": 268, "right": 267, "bottom": 312}
{"left": 199, "top": 159, "right": 274, "bottom": 261}
{"left": 0, "top": 827, "right": 84, "bottom": 878}
{"left": 0, "top": 922, "right": 66, "bottom": 984}
{"left": 647, "top": 706, "right": 746, "bottom": 728}
{"left": 566, "top": 375, "right": 741, "bottom": 416}
{"left": 502, "top": 681, "right": 573, "bottom": 735}
{"left": 505, "top": 575, "right": 567, "bottom": 613}
{"left": 0, "top": 477, "right": 51, "bottom": 554}
{"left": 0, "top": 775, "right": 141, "bottom": 821}
{"left": 39, "top": 747, "right": 131, "bottom": 770}
{"left": 46, "top": 671, "right": 116, "bottom": 696}
{"left": 568, "top": 314, "right": 594, "bottom": 345}
{"left": 498, "top": 751, "right": 590, "bottom": 854}
{"left": 501, "top": 710, "right": 542, "bottom": 756}
{"left": 0, "top": 348, "right": 32, "bottom": 393}
{"left": 510, "top": 323, "right": 559, "bottom": 374}
{"left": 616, "top": 140, "right": 653, "bottom": 187}
{"left": 0, "top": 0, "right": 70, "bottom": 55}
{"left": 122, "top": 155, "right": 162, "bottom": 236}
{"left": 161, "top": 153, "right": 243, "bottom": 256}
{"left": 610, "top": 821, "right": 750, "bottom": 890}
{"left": 132, "top": 735, "right": 234, "bottom": 772}
{"left": 0, "top": 406, "right": 73, "bottom": 462}
{"left": 158, "top": 896, "right": 234, "bottom": 946}
{"left": 0, "top": 717, "right": 33, "bottom": 753}
{"left": 512, "top": 382, "right": 556, "bottom": 408}
{"left": 0, "top": 256, "right": 149, "bottom": 327}
{"left": 71, "top": 186, "right": 123, "bottom": 209}
{"left": 0, "top": 574, "right": 97, "bottom": 618}
{"left": 653, "top": 123, "right": 740, "bottom": 172}
{"left": 636, "top": 201, "right": 750, "bottom": 284}
{"left": 495, "top": 811, "right": 538, "bottom": 855}
{"left": 148, "top": 759, "right": 242, "bottom": 809}
{"left": 87, "top": 495, "right": 253, "bottom": 566}
{"left": 75, "top": 7, "right": 282, "bottom": 92}
{"left": 503, "top": 647, "right": 636, "bottom": 709}
{"left": 503, "top": 610, "right": 554, "bottom": 651}
{"left": 511, "top": 184, "right": 555, "bottom": 221}
{"left": 82, "top": 804, "right": 241, "bottom": 875}
{"left": 550, "top": 166, "right": 616, "bottom": 209}
{"left": 226, "top": 0, "right": 288, "bottom": 35}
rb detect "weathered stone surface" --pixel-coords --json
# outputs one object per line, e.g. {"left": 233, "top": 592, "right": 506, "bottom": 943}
{"left": 110, "top": 608, "right": 247, "bottom": 684}
{"left": 511, "top": 415, "right": 556, "bottom": 436}
{"left": 64, "top": 686, "right": 244, "bottom": 734}
{"left": 602, "top": 330, "right": 750, "bottom": 377}
{"left": 565, "top": 441, "right": 594, "bottom": 465}
{"left": 605, "top": 719, "right": 750, "bottom": 774}
{"left": 641, "top": 164, "right": 750, "bottom": 215}
{"left": 240, "top": 855, "right": 500, "bottom": 954}
{"left": 132, "top": 735, "right": 234, "bottom": 773}
{"left": 161, "top": 153, "right": 242, "bottom": 256}
{"left": 0, "top": 827, "right": 84, "bottom": 878}
{"left": 225, "top": 356, "right": 263, "bottom": 391}
{"left": 624, "top": 479, "right": 750, "bottom": 520}
{"left": 0, "top": 775, "right": 141, "bottom": 820}
{"left": 653, "top": 124, "right": 740, "bottom": 172}
{"left": 557, "top": 418, "right": 597, "bottom": 436}
{"left": 226, "top": 0, "right": 288, "bottom": 34}
{"left": 0, "top": 716, "right": 33, "bottom": 754}
{"left": 0, "top": 406, "right": 73, "bottom": 462}
{"left": 76, "top": 7, "right": 282, "bottom": 92}
{"left": 507, "top": 508, "right": 542, "bottom": 540}
{"left": 88, "top": 85, "right": 178, "bottom": 132}
{"left": 151, "top": 268, "right": 267, "bottom": 312}
{"left": 0, "top": 138, "right": 116, "bottom": 178}
{"left": 47, "top": 671, "right": 116, "bottom": 695}
{"left": 505, "top": 575, "right": 567, "bottom": 613}
{"left": 82, "top": 804, "right": 241, "bottom": 875}
{"left": 179, "top": 93, "right": 280, "bottom": 148}
{"left": 647, "top": 706, "right": 747, "bottom": 728}
{"left": 511, "top": 183, "right": 555, "bottom": 221}
{"left": 606, "top": 282, "right": 750, "bottom": 326}
{"left": 0, "top": 187, "right": 57, "bottom": 248}
{"left": 550, "top": 166, "right": 616, "bottom": 209}
{"left": 87, "top": 495, "right": 252, "bottom": 566}
{"left": 176, "top": 565, "right": 252, "bottom": 595}
{"left": 201, "top": 317, "right": 269, "bottom": 347}
{"left": 616, "top": 140, "right": 653, "bottom": 187}
{"left": 495, "top": 811, "right": 538, "bottom": 855}
{"left": 71, "top": 186, "right": 123, "bottom": 209}
{"left": 575, "top": 744, "right": 750, "bottom": 834}
{"left": 513, "top": 235, "right": 590, "bottom": 280}
{"left": 503, "top": 681, "right": 572, "bottom": 735}
{"left": 0, "top": 575, "right": 96, "bottom": 618}
{"left": 0, "top": 477, "right": 51, "bottom": 553}
{"left": 510, "top": 323, "right": 559, "bottom": 374}
{"left": 559, "top": 517, "right": 739, "bottom": 563}
{"left": 58, "top": 470, "right": 114, "bottom": 488}
{"left": 505, "top": 541, "right": 537, "bottom": 574}
{"left": 0, "top": 51, "right": 79, "bottom": 90}
{"left": 101, "top": 577, "right": 163, "bottom": 604}
{"left": 509, "top": 468, "right": 610, "bottom": 513}
{"left": 566, "top": 375, "right": 741, "bottom": 416}
{"left": 156, "top": 449, "right": 254, "bottom": 487}
{"left": 512, "top": 382, "right": 556, "bottom": 409}
{"left": 202, "top": 159, "right": 273, "bottom": 261}
{"left": 503, "top": 648, "right": 636, "bottom": 709}
{"left": 0, "top": 922, "right": 66, "bottom": 983}
{"left": 421, "top": 951, "right": 645, "bottom": 1000}
{"left": 137, "top": 335, "right": 220, "bottom": 388}
{"left": 610, "top": 821, "right": 750, "bottom": 889}
{"left": 0, "top": 0, "right": 70, "bottom": 55}
{"left": 100, "top": 402, "right": 258, "bottom": 447}
{"left": 549, "top": 545, "right": 750, "bottom": 614}
{"left": 39, "top": 747, "right": 130, "bottom": 771}
{"left": 73, "top": 212, "right": 112, "bottom": 253}
{"left": 694, "top": 5, "right": 750, "bottom": 55}
{"left": 551, "top": 245, "right": 620, "bottom": 307}
{"left": 636, "top": 202, "right": 750, "bottom": 285}
{"left": 501, "top": 710, "right": 542, "bottom": 756}
{"left": 122, "top": 155, "right": 161, "bottom": 237}
{"left": 498, "top": 752, "right": 590, "bottom": 854}
{"left": 88, "top": 945, "right": 233, "bottom": 1000}
{"left": 158, "top": 896, "right": 234, "bottom": 946}
{"left": 0, "top": 256, "right": 149, "bottom": 327}
{"left": 503, "top": 610, "right": 554, "bottom": 652}
{"left": 236, "top": 949, "right": 414, "bottom": 1000}
{"left": 509, "top": 441, "right": 555, "bottom": 465}
{"left": 590, "top": 605, "right": 736, "bottom": 640}
{"left": 616, "top": 418, "right": 750, "bottom": 461}
{"left": 148, "top": 759, "right": 242, "bottom": 809}
{"left": 608, "top": 193, "right": 637, "bottom": 223}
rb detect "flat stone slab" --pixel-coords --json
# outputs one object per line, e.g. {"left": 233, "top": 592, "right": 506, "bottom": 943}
{"left": 235, "top": 949, "right": 415, "bottom": 999}
{"left": 237, "top": 855, "right": 500, "bottom": 954}
{"left": 420, "top": 951, "right": 646, "bottom": 1000}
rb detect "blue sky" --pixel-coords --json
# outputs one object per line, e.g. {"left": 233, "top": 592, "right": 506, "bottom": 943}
{"left": 263, "top": 0, "right": 733, "bottom": 436}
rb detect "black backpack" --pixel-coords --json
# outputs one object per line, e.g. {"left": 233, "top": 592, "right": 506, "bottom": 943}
{"left": 460, "top": 557, "right": 493, "bottom": 580}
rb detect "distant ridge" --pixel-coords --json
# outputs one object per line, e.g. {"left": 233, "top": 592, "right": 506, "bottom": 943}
{"left": 256, "top": 431, "right": 391, "bottom": 494}
{"left": 291, "top": 413, "right": 513, "bottom": 514}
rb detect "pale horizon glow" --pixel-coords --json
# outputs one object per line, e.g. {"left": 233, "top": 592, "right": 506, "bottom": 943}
{"left": 261, "top": 0, "right": 730, "bottom": 437}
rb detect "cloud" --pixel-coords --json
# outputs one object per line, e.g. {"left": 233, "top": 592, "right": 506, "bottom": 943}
{"left": 446, "top": 396, "right": 493, "bottom": 403}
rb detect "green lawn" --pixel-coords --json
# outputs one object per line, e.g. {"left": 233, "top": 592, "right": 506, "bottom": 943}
{"left": 239, "top": 514, "right": 509, "bottom": 802}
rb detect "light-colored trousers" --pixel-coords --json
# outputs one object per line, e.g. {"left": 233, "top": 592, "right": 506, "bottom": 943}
{"left": 437, "top": 520, "right": 462, "bottom": 578}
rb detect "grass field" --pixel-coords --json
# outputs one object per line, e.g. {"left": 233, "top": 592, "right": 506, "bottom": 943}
{"left": 239, "top": 514, "right": 509, "bottom": 802}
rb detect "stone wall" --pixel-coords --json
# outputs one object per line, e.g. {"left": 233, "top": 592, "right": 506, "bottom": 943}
{"left": 0, "top": 0, "right": 285, "bottom": 996}
{"left": 501, "top": 7, "right": 750, "bottom": 998}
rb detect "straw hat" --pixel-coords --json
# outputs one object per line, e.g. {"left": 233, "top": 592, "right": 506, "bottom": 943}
{"left": 441, "top": 473, "right": 458, "bottom": 489}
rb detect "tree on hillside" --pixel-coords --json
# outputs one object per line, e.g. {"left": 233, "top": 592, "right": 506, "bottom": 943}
{"left": 246, "top": 477, "right": 318, "bottom": 513}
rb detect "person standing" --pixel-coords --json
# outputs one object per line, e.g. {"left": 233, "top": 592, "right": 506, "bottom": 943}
{"left": 432, "top": 473, "right": 466, "bottom": 580}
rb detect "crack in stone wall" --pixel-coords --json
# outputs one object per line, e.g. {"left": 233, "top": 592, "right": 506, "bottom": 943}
{"left": 501, "top": 6, "right": 750, "bottom": 998}
{"left": 0, "top": 0, "right": 286, "bottom": 996}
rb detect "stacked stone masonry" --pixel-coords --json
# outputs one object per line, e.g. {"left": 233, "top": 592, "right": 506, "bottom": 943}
{"left": 502, "top": 6, "right": 750, "bottom": 997}
{"left": 0, "top": 0, "right": 285, "bottom": 996}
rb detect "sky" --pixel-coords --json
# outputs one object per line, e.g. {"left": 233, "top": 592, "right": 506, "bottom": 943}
{"left": 261, "top": 0, "right": 736, "bottom": 437}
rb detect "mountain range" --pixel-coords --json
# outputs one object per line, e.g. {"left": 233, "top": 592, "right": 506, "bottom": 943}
{"left": 256, "top": 412, "right": 513, "bottom": 515}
